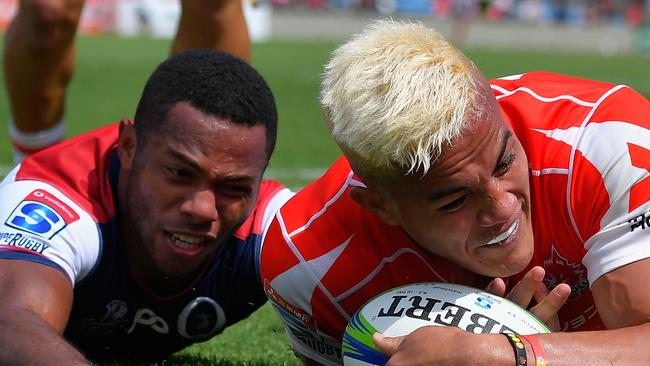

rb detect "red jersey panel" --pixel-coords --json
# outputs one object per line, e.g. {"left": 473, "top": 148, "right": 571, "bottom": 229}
{"left": 260, "top": 72, "right": 650, "bottom": 365}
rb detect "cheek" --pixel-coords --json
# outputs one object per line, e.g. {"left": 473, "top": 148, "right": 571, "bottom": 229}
{"left": 217, "top": 197, "right": 254, "bottom": 223}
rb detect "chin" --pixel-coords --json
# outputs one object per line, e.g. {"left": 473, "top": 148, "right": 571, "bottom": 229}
{"left": 476, "top": 251, "right": 533, "bottom": 278}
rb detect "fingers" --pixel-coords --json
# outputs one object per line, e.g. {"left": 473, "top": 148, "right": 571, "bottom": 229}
{"left": 373, "top": 333, "right": 403, "bottom": 356}
{"left": 506, "top": 266, "right": 545, "bottom": 307}
{"left": 530, "top": 283, "right": 571, "bottom": 329}
{"left": 485, "top": 277, "right": 507, "bottom": 296}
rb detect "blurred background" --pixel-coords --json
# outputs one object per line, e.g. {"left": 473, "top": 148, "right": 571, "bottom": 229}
{"left": 2, "top": 0, "right": 650, "bottom": 52}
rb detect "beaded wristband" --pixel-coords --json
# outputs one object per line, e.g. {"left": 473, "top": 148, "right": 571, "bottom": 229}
{"left": 519, "top": 334, "right": 548, "bottom": 366}
{"left": 502, "top": 332, "right": 528, "bottom": 366}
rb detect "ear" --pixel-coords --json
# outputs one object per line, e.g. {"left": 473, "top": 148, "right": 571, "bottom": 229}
{"left": 349, "top": 186, "right": 399, "bottom": 226}
{"left": 117, "top": 119, "right": 137, "bottom": 170}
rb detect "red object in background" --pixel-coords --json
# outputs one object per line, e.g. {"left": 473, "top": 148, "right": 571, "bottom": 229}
{"left": 0, "top": 0, "right": 18, "bottom": 30}
{"left": 0, "top": 0, "right": 115, "bottom": 34}
{"left": 625, "top": 3, "right": 645, "bottom": 27}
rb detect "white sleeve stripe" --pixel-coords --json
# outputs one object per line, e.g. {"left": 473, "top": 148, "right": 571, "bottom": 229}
{"left": 566, "top": 84, "right": 628, "bottom": 244}
{"left": 276, "top": 210, "right": 352, "bottom": 322}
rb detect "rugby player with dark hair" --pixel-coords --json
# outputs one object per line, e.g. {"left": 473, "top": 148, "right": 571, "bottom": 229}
{"left": 0, "top": 49, "right": 292, "bottom": 365}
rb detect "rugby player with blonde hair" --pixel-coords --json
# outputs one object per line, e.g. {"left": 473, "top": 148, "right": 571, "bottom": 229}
{"left": 261, "top": 20, "right": 650, "bottom": 365}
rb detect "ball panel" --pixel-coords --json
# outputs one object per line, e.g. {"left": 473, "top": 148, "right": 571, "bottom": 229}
{"left": 342, "top": 312, "right": 389, "bottom": 366}
{"left": 342, "top": 282, "right": 551, "bottom": 366}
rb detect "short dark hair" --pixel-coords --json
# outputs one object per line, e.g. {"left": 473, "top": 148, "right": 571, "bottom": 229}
{"left": 134, "top": 49, "right": 277, "bottom": 159}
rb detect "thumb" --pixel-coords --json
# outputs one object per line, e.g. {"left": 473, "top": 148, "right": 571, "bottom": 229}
{"left": 373, "top": 333, "right": 403, "bottom": 356}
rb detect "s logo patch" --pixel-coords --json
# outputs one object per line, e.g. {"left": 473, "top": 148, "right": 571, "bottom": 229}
{"left": 5, "top": 190, "right": 80, "bottom": 239}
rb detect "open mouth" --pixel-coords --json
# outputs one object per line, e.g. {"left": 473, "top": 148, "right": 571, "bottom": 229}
{"left": 484, "top": 220, "right": 519, "bottom": 247}
{"left": 170, "top": 233, "right": 206, "bottom": 254}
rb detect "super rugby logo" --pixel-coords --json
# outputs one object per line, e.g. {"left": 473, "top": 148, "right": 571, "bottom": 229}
{"left": 5, "top": 189, "right": 80, "bottom": 239}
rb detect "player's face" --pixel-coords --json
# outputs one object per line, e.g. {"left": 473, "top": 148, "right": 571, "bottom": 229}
{"left": 119, "top": 102, "right": 268, "bottom": 285}
{"left": 374, "top": 106, "right": 533, "bottom": 278}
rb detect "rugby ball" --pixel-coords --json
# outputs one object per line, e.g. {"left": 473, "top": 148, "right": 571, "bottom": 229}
{"left": 342, "top": 282, "right": 550, "bottom": 366}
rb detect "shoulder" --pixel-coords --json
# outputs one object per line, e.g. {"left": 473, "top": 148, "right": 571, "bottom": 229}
{"left": 0, "top": 173, "right": 103, "bottom": 284}
{"left": 490, "top": 72, "right": 617, "bottom": 98}
{"left": 15, "top": 124, "right": 120, "bottom": 223}
{"left": 0, "top": 125, "right": 118, "bottom": 283}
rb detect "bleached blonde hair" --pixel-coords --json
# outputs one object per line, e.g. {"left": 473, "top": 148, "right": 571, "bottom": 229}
{"left": 321, "top": 20, "right": 488, "bottom": 175}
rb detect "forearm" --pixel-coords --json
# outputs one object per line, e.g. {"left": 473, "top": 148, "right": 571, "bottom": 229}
{"left": 0, "top": 309, "right": 89, "bottom": 366}
{"left": 475, "top": 324, "right": 650, "bottom": 366}
{"left": 526, "top": 323, "right": 650, "bottom": 365}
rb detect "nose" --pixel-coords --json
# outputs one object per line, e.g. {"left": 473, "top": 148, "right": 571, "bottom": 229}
{"left": 180, "top": 189, "right": 219, "bottom": 224}
{"left": 476, "top": 180, "right": 517, "bottom": 227}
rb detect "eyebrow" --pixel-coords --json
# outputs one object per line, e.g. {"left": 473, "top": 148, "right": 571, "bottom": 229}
{"left": 165, "top": 148, "right": 202, "bottom": 171}
{"left": 164, "top": 148, "right": 256, "bottom": 183}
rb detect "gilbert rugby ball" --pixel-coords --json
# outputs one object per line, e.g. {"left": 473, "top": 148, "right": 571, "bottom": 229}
{"left": 342, "top": 282, "right": 550, "bottom": 366}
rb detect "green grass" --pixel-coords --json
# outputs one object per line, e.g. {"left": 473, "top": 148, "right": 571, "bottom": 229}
{"left": 1, "top": 35, "right": 649, "bottom": 365}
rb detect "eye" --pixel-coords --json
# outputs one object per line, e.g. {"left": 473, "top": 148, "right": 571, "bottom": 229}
{"left": 439, "top": 194, "right": 469, "bottom": 212}
{"left": 494, "top": 152, "right": 516, "bottom": 177}
{"left": 164, "top": 166, "right": 192, "bottom": 180}
{"left": 218, "top": 184, "right": 252, "bottom": 198}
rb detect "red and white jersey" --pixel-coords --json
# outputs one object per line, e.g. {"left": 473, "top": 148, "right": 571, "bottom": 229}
{"left": 260, "top": 72, "right": 650, "bottom": 365}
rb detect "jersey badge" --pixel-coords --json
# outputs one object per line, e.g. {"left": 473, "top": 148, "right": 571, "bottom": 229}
{"left": 5, "top": 189, "right": 80, "bottom": 239}
{"left": 543, "top": 245, "right": 589, "bottom": 303}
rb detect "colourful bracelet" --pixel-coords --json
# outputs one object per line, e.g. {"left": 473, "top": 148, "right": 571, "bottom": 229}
{"left": 519, "top": 334, "right": 548, "bottom": 366}
{"left": 502, "top": 332, "right": 528, "bottom": 366}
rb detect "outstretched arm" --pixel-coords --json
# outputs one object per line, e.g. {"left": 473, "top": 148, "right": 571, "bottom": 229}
{"left": 0, "top": 259, "right": 89, "bottom": 365}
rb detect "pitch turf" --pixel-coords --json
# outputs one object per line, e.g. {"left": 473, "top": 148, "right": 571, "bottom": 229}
{"left": 0, "top": 35, "right": 649, "bottom": 365}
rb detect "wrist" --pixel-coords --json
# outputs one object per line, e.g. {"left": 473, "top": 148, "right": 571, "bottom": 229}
{"left": 519, "top": 334, "right": 547, "bottom": 366}
{"left": 464, "top": 333, "right": 521, "bottom": 366}
{"left": 502, "top": 332, "right": 528, "bottom": 366}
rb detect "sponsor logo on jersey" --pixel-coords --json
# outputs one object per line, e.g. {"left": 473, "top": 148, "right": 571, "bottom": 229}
{"left": 543, "top": 245, "right": 589, "bottom": 303}
{"left": 264, "top": 279, "right": 316, "bottom": 330}
{"left": 5, "top": 190, "right": 80, "bottom": 239}
{"left": 628, "top": 211, "right": 650, "bottom": 232}
{"left": 177, "top": 297, "right": 225, "bottom": 340}
{"left": 127, "top": 308, "right": 170, "bottom": 335}
{"left": 284, "top": 317, "right": 342, "bottom": 362}
{"left": 0, "top": 232, "right": 49, "bottom": 254}
{"left": 122, "top": 297, "right": 226, "bottom": 339}
{"left": 77, "top": 300, "right": 130, "bottom": 336}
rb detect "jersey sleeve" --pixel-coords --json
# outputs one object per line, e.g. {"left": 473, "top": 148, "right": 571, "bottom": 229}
{"left": 261, "top": 209, "right": 344, "bottom": 366}
{"left": 260, "top": 168, "right": 351, "bottom": 366}
{"left": 573, "top": 86, "right": 650, "bottom": 284}
{"left": 0, "top": 169, "right": 102, "bottom": 284}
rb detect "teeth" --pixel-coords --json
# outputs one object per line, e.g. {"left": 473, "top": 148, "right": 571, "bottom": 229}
{"left": 173, "top": 234, "right": 204, "bottom": 248}
{"left": 486, "top": 221, "right": 518, "bottom": 245}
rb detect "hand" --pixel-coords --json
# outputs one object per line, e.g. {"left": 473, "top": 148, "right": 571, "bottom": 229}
{"left": 373, "top": 326, "right": 477, "bottom": 366}
{"left": 486, "top": 266, "right": 571, "bottom": 331}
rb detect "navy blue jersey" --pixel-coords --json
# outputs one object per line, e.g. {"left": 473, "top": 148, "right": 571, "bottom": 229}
{"left": 0, "top": 124, "right": 292, "bottom": 362}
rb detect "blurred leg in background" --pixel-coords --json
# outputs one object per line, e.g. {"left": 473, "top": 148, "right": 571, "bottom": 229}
{"left": 3, "top": 0, "right": 251, "bottom": 165}
{"left": 3, "top": 0, "right": 85, "bottom": 164}
{"left": 173, "top": 0, "right": 250, "bottom": 61}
